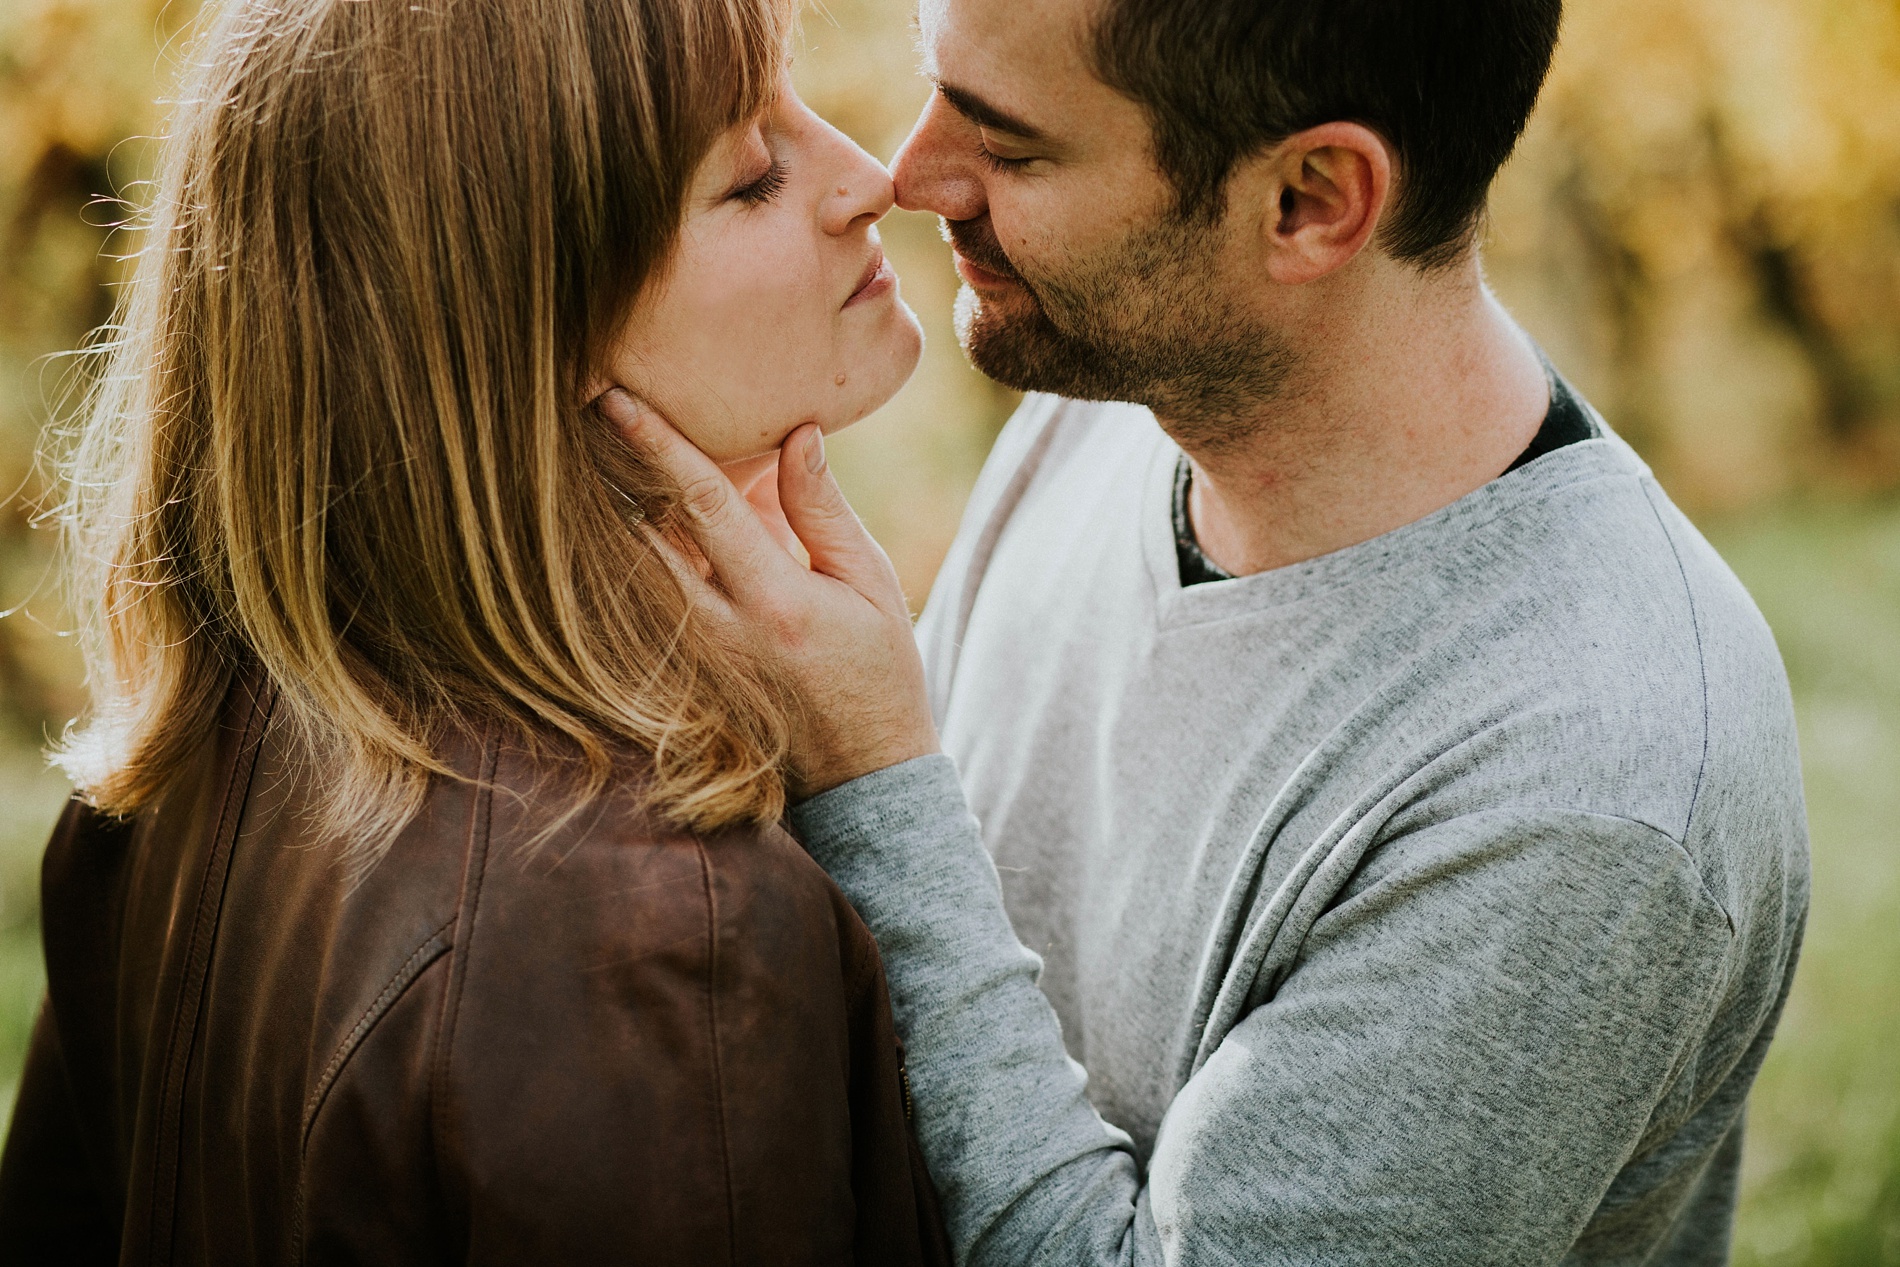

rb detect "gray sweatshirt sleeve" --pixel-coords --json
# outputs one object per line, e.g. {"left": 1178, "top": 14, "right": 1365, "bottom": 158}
{"left": 793, "top": 756, "right": 1155, "bottom": 1263}
{"left": 791, "top": 756, "right": 1740, "bottom": 1267}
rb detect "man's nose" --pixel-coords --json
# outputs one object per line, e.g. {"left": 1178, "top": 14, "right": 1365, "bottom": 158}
{"left": 891, "top": 94, "right": 987, "bottom": 221}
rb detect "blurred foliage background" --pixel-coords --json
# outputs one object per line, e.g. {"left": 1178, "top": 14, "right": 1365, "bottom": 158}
{"left": 1, "top": 0, "right": 1896, "bottom": 1261}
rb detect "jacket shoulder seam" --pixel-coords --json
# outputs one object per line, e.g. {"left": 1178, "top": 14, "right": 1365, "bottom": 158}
{"left": 290, "top": 922, "right": 453, "bottom": 1261}
{"left": 429, "top": 724, "right": 499, "bottom": 1207}
{"left": 694, "top": 838, "right": 739, "bottom": 1266}
{"left": 145, "top": 674, "right": 276, "bottom": 1267}
{"left": 299, "top": 918, "right": 455, "bottom": 1147}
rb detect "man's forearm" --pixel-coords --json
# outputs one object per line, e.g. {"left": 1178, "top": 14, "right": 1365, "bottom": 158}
{"left": 791, "top": 756, "right": 1156, "bottom": 1266}
{"left": 792, "top": 758, "right": 1749, "bottom": 1267}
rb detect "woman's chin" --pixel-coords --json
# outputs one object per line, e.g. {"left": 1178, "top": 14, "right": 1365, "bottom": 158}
{"left": 694, "top": 312, "right": 924, "bottom": 465}
{"left": 824, "top": 306, "right": 924, "bottom": 435}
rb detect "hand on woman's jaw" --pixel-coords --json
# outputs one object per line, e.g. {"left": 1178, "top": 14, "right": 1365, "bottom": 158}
{"left": 723, "top": 448, "right": 805, "bottom": 561}
{"left": 597, "top": 389, "right": 941, "bottom": 799}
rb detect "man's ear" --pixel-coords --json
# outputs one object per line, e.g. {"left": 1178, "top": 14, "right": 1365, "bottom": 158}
{"left": 1234, "top": 122, "right": 1393, "bottom": 286}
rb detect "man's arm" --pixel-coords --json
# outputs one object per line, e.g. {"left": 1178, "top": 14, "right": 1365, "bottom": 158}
{"left": 598, "top": 396, "right": 1743, "bottom": 1263}
{"left": 792, "top": 756, "right": 1737, "bottom": 1266}
{"left": 793, "top": 758, "right": 1152, "bottom": 1264}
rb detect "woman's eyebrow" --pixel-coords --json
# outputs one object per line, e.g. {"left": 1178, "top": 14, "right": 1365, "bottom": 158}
{"left": 936, "top": 81, "right": 1048, "bottom": 141}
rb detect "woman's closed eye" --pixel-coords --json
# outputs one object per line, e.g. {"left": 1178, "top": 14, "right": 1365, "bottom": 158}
{"left": 729, "top": 157, "right": 789, "bottom": 207}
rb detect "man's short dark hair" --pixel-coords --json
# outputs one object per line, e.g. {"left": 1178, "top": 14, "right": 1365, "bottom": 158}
{"left": 1091, "top": 0, "right": 1563, "bottom": 268}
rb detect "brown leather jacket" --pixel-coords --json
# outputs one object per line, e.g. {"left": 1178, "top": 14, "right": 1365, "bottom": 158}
{"left": 0, "top": 677, "right": 950, "bottom": 1266}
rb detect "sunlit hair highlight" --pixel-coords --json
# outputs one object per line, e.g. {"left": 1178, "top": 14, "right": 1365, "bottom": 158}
{"left": 57, "top": 0, "right": 794, "bottom": 858}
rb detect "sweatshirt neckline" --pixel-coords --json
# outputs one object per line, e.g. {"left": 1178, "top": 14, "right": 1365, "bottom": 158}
{"left": 1139, "top": 420, "right": 1650, "bottom": 629}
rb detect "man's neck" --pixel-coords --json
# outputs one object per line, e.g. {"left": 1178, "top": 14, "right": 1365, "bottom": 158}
{"left": 1168, "top": 261, "right": 1550, "bottom": 577}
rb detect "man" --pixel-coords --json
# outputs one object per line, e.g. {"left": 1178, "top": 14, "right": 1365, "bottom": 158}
{"left": 610, "top": 0, "right": 1809, "bottom": 1260}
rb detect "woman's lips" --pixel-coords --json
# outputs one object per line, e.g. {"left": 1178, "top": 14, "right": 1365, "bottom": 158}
{"left": 844, "top": 251, "right": 896, "bottom": 308}
{"left": 954, "top": 251, "right": 1017, "bottom": 291}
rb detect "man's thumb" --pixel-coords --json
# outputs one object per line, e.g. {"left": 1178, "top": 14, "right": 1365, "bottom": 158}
{"left": 777, "top": 425, "right": 901, "bottom": 602}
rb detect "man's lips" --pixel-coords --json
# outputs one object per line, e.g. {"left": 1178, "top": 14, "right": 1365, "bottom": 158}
{"left": 944, "top": 218, "right": 1024, "bottom": 291}
{"left": 844, "top": 249, "right": 896, "bottom": 307}
{"left": 954, "top": 251, "right": 1019, "bottom": 291}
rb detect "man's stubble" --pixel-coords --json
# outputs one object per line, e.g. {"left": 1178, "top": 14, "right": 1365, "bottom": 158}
{"left": 946, "top": 212, "right": 1294, "bottom": 455}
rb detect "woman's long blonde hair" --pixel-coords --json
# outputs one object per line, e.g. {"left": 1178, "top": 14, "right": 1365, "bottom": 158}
{"left": 58, "top": 0, "right": 795, "bottom": 852}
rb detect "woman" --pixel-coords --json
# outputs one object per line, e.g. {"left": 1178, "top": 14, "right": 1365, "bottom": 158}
{"left": 0, "top": 0, "right": 948, "bottom": 1262}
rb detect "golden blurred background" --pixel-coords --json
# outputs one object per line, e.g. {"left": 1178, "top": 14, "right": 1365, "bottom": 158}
{"left": 2, "top": 1, "right": 1897, "bottom": 1260}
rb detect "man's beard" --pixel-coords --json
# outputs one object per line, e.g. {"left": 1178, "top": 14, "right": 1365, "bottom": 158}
{"left": 946, "top": 213, "right": 1293, "bottom": 450}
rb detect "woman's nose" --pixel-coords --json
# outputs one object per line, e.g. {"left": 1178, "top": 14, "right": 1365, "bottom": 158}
{"left": 891, "top": 94, "right": 986, "bottom": 221}
{"left": 822, "top": 141, "right": 897, "bottom": 236}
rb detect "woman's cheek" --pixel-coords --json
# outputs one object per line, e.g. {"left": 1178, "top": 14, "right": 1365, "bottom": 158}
{"left": 647, "top": 219, "right": 845, "bottom": 457}
{"left": 729, "top": 241, "right": 835, "bottom": 420}
{"left": 712, "top": 321, "right": 834, "bottom": 457}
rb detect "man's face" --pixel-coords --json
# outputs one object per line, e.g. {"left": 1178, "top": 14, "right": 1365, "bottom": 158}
{"left": 892, "top": 0, "right": 1288, "bottom": 425}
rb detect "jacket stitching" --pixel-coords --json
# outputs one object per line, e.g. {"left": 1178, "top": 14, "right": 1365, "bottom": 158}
{"left": 696, "top": 840, "right": 739, "bottom": 1267}
{"left": 301, "top": 920, "right": 455, "bottom": 1144}
{"left": 291, "top": 921, "right": 453, "bottom": 1259}
{"left": 147, "top": 675, "right": 275, "bottom": 1267}
{"left": 429, "top": 725, "right": 498, "bottom": 1240}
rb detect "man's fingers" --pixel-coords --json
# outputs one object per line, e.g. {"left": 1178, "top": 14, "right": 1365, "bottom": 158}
{"left": 776, "top": 425, "right": 908, "bottom": 615}
{"left": 598, "top": 389, "right": 790, "bottom": 603}
{"left": 739, "top": 460, "right": 807, "bottom": 560}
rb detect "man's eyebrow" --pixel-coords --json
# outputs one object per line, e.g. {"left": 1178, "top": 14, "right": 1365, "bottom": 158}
{"left": 935, "top": 82, "right": 1048, "bottom": 142}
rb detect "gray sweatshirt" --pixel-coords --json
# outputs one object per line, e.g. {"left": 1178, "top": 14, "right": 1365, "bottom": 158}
{"left": 791, "top": 394, "right": 1809, "bottom": 1266}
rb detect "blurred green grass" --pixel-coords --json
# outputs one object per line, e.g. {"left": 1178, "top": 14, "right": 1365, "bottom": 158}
{"left": 1712, "top": 503, "right": 1900, "bottom": 1265}
{"left": 0, "top": 499, "right": 1894, "bottom": 1265}
{"left": 0, "top": 754, "right": 66, "bottom": 1125}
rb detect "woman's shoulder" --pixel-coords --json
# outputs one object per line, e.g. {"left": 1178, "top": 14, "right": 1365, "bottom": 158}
{"left": 450, "top": 734, "right": 885, "bottom": 1040}
{"left": 469, "top": 736, "right": 861, "bottom": 957}
{"left": 427, "top": 737, "right": 888, "bottom": 1260}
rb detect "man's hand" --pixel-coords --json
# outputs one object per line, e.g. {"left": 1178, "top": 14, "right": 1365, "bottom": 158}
{"left": 596, "top": 389, "right": 941, "bottom": 798}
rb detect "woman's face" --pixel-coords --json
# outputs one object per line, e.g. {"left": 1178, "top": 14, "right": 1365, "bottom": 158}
{"left": 605, "top": 80, "right": 924, "bottom": 471}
